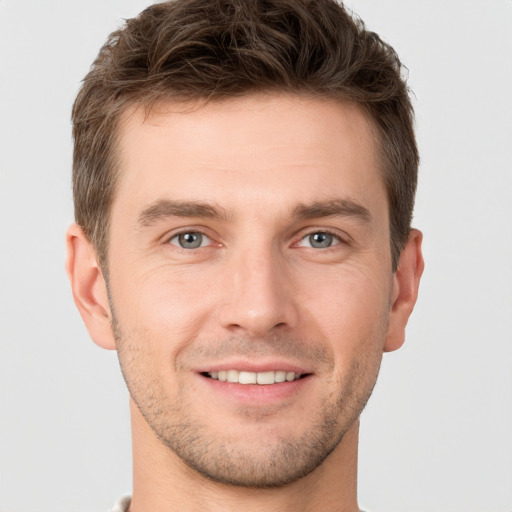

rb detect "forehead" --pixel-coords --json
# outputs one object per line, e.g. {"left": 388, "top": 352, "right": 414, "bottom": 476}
{"left": 113, "top": 94, "right": 386, "bottom": 222}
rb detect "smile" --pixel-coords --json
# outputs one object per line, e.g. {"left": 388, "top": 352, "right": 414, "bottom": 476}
{"left": 204, "top": 370, "right": 304, "bottom": 385}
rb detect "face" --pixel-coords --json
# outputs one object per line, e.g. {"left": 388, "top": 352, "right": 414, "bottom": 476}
{"left": 107, "top": 94, "right": 396, "bottom": 487}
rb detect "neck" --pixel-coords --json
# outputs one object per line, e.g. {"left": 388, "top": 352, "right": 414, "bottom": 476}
{"left": 129, "top": 400, "right": 360, "bottom": 512}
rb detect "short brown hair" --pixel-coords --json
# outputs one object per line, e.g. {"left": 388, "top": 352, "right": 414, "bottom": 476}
{"left": 72, "top": 0, "right": 418, "bottom": 271}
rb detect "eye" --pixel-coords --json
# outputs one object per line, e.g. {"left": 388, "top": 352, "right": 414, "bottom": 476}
{"left": 169, "top": 231, "right": 211, "bottom": 249}
{"left": 298, "top": 231, "right": 341, "bottom": 249}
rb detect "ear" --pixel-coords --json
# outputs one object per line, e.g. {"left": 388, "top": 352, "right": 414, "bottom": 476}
{"left": 384, "top": 229, "right": 424, "bottom": 352}
{"left": 65, "top": 224, "right": 116, "bottom": 350}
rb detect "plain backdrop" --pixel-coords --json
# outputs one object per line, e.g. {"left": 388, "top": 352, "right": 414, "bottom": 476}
{"left": 0, "top": 1, "right": 511, "bottom": 511}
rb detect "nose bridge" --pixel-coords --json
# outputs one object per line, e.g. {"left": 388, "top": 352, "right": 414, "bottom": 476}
{"left": 219, "top": 238, "right": 297, "bottom": 336}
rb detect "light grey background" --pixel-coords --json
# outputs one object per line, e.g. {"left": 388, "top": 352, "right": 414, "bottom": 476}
{"left": 0, "top": 1, "right": 511, "bottom": 511}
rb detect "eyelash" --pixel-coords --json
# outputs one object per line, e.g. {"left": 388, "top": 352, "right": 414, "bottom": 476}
{"left": 167, "top": 231, "right": 214, "bottom": 250}
{"left": 166, "top": 228, "right": 347, "bottom": 251}
{"left": 294, "top": 230, "right": 344, "bottom": 250}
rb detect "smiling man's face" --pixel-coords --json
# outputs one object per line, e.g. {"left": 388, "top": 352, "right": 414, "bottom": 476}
{"left": 94, "top": 94, "right": 410, "bottom": 487}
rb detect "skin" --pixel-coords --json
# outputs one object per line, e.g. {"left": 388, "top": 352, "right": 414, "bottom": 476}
{"left": 66, "top": 94, "right": 423, "bottom": 512}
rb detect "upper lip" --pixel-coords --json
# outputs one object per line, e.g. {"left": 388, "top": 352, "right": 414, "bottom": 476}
{"left": 195, "top": 359, "right": 313, "bottom": 375}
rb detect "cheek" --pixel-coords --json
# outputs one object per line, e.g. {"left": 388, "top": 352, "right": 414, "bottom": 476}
{"left": 308, "top": 271, "right": 390, "bottom": 406}
{"left": 110, "top": 262, "right": 220, "bottom": 348}
{"left": 301, "top": 266, "right": 392, "bottom": 356}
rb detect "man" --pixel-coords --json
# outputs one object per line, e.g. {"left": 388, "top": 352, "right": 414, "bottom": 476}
{"left": 66, "top": 0, "right": 423, "bottom": 510}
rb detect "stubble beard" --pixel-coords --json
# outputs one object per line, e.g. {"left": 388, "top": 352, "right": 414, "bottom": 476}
{"left": 112, "top": 314, "right": 385, "bottom": 488}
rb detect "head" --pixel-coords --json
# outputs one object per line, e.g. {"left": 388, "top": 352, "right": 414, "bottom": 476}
{"left": 72, "top": 0, "right": 418, "bottom": 274}
{"left": 67, "top": 0, "right": 423, "bottom": 491}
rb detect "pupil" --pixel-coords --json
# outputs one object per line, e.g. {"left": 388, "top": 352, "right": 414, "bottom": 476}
{"left": 310, "top": 232, "right": 332, "bottom": 248}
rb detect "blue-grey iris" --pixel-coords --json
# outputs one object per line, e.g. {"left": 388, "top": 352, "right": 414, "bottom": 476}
{"left": 178, "top": 232, "right": 203, "bottom": 249}
{"left": 309, "top": 232, "right": 333, "bottom": 248}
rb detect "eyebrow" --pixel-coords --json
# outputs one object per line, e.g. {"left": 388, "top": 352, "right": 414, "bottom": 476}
{"left": 137, "top": 197, "right": 371, "bottom": 228}
{"left": 137, "top": 199, "right": 229, "bottom": 227}
{"left": 291, "top": 199, "right": 371, "bottom": 222}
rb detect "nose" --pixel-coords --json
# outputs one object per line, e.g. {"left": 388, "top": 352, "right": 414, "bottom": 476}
{"left": 219, "top": 245, "right": 299, "bottom": 337}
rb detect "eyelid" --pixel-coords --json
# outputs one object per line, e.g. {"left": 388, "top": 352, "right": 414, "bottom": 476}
{"left": 293, "top": 228, "right": 350, "bottom": 248}
{"left": 162, "top": 226, "right": 220, "bottom": 247}
{"left": 160, "top": 225, "right": 350, "bottom": 249}
{"left": 168, "top": 231, "right": 212, "bottom": 248}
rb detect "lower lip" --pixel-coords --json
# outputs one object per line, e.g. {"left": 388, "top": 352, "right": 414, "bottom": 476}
{"left": 198, "top": 374, "right": 312, "bottom": 403}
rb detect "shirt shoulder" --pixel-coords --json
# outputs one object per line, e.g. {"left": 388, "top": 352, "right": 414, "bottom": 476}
{"left": 110, "top": 495, "right": 132, "bottom": 512}
{"left": 109, "top": 495, "right": 370, "bottom": 511}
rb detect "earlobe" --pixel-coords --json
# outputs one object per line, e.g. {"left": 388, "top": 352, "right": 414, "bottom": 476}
{"left": 384, "top": 229, "right": 424, "bottom": 352}
{"left": 65, "top": 224, "right": 117, "bottom": 350}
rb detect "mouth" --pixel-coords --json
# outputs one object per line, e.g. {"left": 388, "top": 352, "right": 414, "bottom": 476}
{"left": 197, "top": 364, "right": 314, "bottom": 404}
{"left": 201, "top": 370, "right": 308, "bottom": 385}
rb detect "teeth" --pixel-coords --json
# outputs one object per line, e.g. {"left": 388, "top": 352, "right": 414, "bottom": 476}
{"left": 207, "top": 370, "right": 302, "bottom": 385}
{"left": 227, "top": 370, "right": 239, "bottom": 383}
{"left": 256, "top": 371, "right": 275, "bottom": 385}
{"left": 275, "top": 371, "right": 286, "bottom": 383}
{"left": 239, "top": 371, "right": 257, "bottom": 384}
